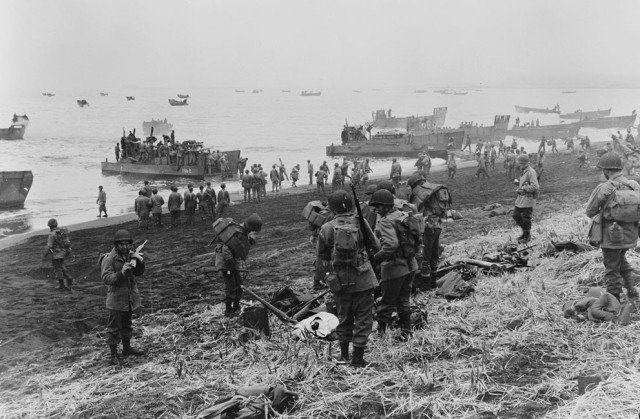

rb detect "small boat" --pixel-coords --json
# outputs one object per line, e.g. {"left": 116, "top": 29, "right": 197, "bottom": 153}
{"left": 11, "top": 114, "right": 29, "bottom": 126}
{"left": 177, "top": 94, "right": 190, "bottom": 99}
{"left": 42, "top": 92, "right": 55, "bottom": 97}
{"left": 414, "top": 90, "right": 427, "bottom": 93}
{"left": 142, "top": 118, "right": 173, "bottom": 137}
{"left": 514, "top": 104, "right": 560, "bottom": 114}
{"left": 235, "top": 90, "right": 245, "bottom": 93}
{"left": 562, "top": 90, "right": 577, "bottom": 94}
{"left": 371, "top": 107, "right": 448, "bottom": 131}
{"left": 77, "top": 99, "right": 89, "bottom": 107}
{"left": 507, "top": 122, "right": 580, "bottom": 140}
{"left": 560, "top": 108, "right": 611, "bottom": 120}
{"left": 454, "top": 91, "right": 468, "bottom": 95}
{"left": 126, "top": 96, "right": 135, "bottom": 101}
{"left": 579, "top": 113, "right": 637, "bottom": 130}
{"left": 0, "top": 125, "right": 26, "bottom": 140}
{"left": 281, "top": 89, "right": 291, "bottom": 93}
{"left": 100, "top": 92, "right": 109, "bottom": 96}
{"left": 252, "top": 90, "right": 260, "bottom": 94}
{"left": 353, "top": 90, "right": 361, "bottom": 93}
{"left": 0, "top": 171, "right": 33, "bottom": 209}
{"left": 168, "top": 99, "right": 188, "bottom": 106}
{"left": 434, "top": 89, "right": 453, "bottom": 95}
{"left": 300, "top": 90, "right": 321, "bottom": 96}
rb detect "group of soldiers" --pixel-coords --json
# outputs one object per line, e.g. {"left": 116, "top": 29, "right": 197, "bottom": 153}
{"left": 308, "top": 159, "right": 373, "bottom": 194}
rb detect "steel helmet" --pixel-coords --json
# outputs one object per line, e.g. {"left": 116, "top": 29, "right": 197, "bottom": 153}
{"left": 244, "top": 213, "right": 263, "bottom": 232}
{"left": 364, "top": 184, "right": 378, "bottom": 195}
{"left": 377, "top": 180, "right": 396, "bottom": 195}
{"left": 327, "top": 190, "right": 353, "bottom": 213}
{"left": 407, "top": 173, "right": 426, "bottom": 189}
{"left": 113, "top": 229, "right": 133, "bottom": 244}
{"left": 597, "top": 152, "right": 623, "bottom": 170}
{"left": 516, "top": 154, "right": 530, "bottom": 163}
{"left": 47, "top": 218, "right": 58, "bottom": 228}
{"left": 369, "top": 189, "right": 394, "bottom": 207}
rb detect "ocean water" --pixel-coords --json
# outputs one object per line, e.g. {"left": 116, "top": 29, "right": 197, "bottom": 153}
{"left": 0, "top": 87, "right": 638, "bottom": 236}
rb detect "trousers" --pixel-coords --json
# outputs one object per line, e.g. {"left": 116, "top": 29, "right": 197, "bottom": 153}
{"left": 106, "top": 309, "right": 133, "bottom": 345}
{"left": 334, "top": 289, "right": 374, "bottom": 347}
{"left": 512, "top": 206, "right": 533, "bottom": 232}
{"left": 602, "top": 248, "right": 639, "bottom": 299}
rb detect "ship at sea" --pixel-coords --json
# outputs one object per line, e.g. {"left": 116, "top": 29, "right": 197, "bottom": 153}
{"left": 0, "top": 171, "right": 33, "bottom": 209}
{"left": 0, "top": 115, "right": 27, "bottom": 140}
{"left": 142, "top": 118, "right": 173, "bottom": 137}
{"left": 371, "top": 107, "right": 448, "bottom": 131}
{"left": 459, "top": 115, "right": 510, "bottom": 142}
{"left": 507, "top": 121, "right": 580, "bottom": 140}
{"left": 169, "top": 99, "right": 188, "bottom": 106}
{"left": 578, "top": 112, "right": 636, "bottom": 130}
{"left": 515, "top": 104, "right": 560, "bottom": 114}
{"left": 300, "top": 90, "right": 321, "bottom": 96}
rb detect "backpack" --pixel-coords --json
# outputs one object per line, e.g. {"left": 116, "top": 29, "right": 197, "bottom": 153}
{"left": 606, "top": 180, "right": 640, "bottom": 223}
{"left": 211, "top": 218, "right": 250, "bottom": 260}
{"left": 332, "top": 217, "right": 360, "bottom": 268}
{"left": 395, "top": 212, "right": 422, "bottom": 259}
{"left": 411, "top": 182, "right": 452, "bottom": 217}
{"left": 302, "top": 201, "right": 331, "bottom": 228}
{"left": 55, "top": 228, "right": 72, "bottom": 256}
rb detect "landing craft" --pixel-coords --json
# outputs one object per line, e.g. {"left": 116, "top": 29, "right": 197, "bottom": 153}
{"left": 0, "top": 171, "right": 33, "bottom": 209}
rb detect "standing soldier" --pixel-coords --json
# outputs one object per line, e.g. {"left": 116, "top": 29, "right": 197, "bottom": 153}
{"left": 504, "top": 148, "right": 516, "bottom": 179}
{"left": 512, "top": 154, "right": 539, "bottom": 243}
{"left": 489, "top": 145, "right": 497, "bottom": 170}
{"left": 462, "top": 134, "right": 472, "bottom": 152}
{"left": 43, "top": 218, "right": 73, "bottom": 291}
{"left": 213, "top": 213, "right": 263, "bottom": 317}
{"left": 100, "top": 229, "right": 145, "bottom": 365}
{"left": 447, "top": 153, "right": 457, "bottom": 179}
{"left": 320, "top": 161, "right": 330, "bottom": 184}
{"left": 251, "top": 168, "right": 262, "bottom": 202}
{"left": 150, "top": 188, "right": 165, "bottom": 227}
{"left": 586, "top": 153, "right": 640, "bottom": 305}
{"left": 205, "top": 182, "right": 217, "bottom": 220}
{"left": 370, "top": 189, "right": 419, "bottom": 341}
{"left": 217, "top": 183, "right": 230, "bottom": 217}
{"left": 537, "top": 150, "right": 546, "bottom": 181}
{"left": 317, "top": 191, "right": 379, "bottom": 367}
{"left": 290, "top": 164, "right": 300, "bottom": 187}
{"left": 538, "top": 136, "right": 547, "bottom": 153}
{"left": 143, "top": 180, "right": 153, "bottom": 198}
{"left": 307, "top": 160, "right": 314, "bottom": 185}
{"left": 332, "top": 162, "right": 343, "bottom": 191}
{"left": 390, "top": 158, "right": 402, "bottom": 191}
{"left": 549, "top": 137, "right": 558, "bottom": 154}
{"left": 315, "top": 167, "right": 328, "bottom": 194}
{"left": 259, "top": 165, "right": 268, "bottom": 197}
{"left": 270, "top": 164, "right": 281, "bottom": 192}
{"left": 475, "top": 152, "right": 490, "bottom": 178}
{"left": 241, "top": 169, "right": 253, "bottom": 201}
{"left": 168, "top": 186, "right": 183, "bottom": 228}
{"left": 115, "top": 143, "right": 120, "bottom": 162}
{"left": 134, "top": 189, "right": 152, "bottom": 230}
{"left": 97, "top": 185, "right": 108, "bottom": 218}
{"left": 183, "top": 184, "right": 196, "bottom": 225}
{"left": 421, "top": 152, "right": 432, "bottom": 176}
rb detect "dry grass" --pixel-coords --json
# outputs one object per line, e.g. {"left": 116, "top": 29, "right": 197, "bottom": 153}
{"left": 2, "top": 207, "right": 640, "bottom": 418}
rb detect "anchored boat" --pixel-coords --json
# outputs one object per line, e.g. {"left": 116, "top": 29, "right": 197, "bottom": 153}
{"left": 372, "top": 107, "right": 448, "bottom": 131}
{"left": 514, "top": 104, "right": 560, "bottom": 114}
{"left": 460, "top": 115, "right": 510, "bottom": 142}
{"left": 177, "top": 94, "right": 190, "bottom": 99}
{"left": 77, "top": 99, "right": 89, "bottom": 107}
{"left": 0, "top": 171, "right": 33, "bottom": 209}
{"left": 169, "top": 99, "right": 188, "bottom": 106}
{"left": 300, "top": 91, "right": 321, "bottom": 96}
{"left": 507, "top": 122, "right": 580, "bottom": 140}
{"left": 579, "top": 113, "right": 636, "bottom": 130}
{"left": 560, "top": 108, "right": 612, "bottom": 120}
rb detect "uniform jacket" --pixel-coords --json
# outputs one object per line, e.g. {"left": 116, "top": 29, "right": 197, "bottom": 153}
{"left": 374, "top": 209, "right": 418, "bottom": 281}
{"left": 168, "top": 191, "right": 183, "bottom": 212}
{"left": 217, "top": 189, "right": 230, "bottom": 205}
{"left": 46, "top": 228, "right": 69, "bottom": 259}
{"left": 242, "top": 173, "right": 253, "bottom": 188}
{"left": 270, "top": 169, "right": 280, "bottom": 183}
{"left": 151, "top": 194, "right": 164, "bottom": 214}
{"left": 514, "top": 165, "right": 539, "bottom": 208}
{"left": 184, "top": 190, "right": 196, "bottom": 209}
{"left": 101, "top": 248, "right": 145, "bottom": 311}
{"left": 214, "top": 224, "right": 254, "bottom": 271}
{"left": 317, "top": 212, "right": 378, "bottom": 293}
{"left": 252, "top": 172, "right": 262, "bottom": 188}
{"left": 97, "top": 190, "right": 107, "bottom": 204}
{"left": 307, "top": 163, "right": 314, "bottom": 174}
{"left": 315, "top": 169, "right": 327, "bottom": 183}
{"left": 390, "top": 162, "right": 402, "bottom": 178}
{"left": 586, "top": 172, "right": 640, "bottom": 249}
{"left": 134, "top": 195, "right": 152, "bottom": 217}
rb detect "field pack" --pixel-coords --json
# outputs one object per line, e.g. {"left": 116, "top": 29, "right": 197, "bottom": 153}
{"left": 605, "top": 180, "right": 640, "bottom": 223}
{"left": 55, "top": 228, "right": 72, "bottom": 256}
{"left": 302, "top": 200, "right": 331, "bottom": 228}
{"left": 331, "top": 217, "right": 360, "bottom": 268}
{"left": 395, "top": 212, "right": 422, "bottom": 259}
{"left": 410, "top": 182, "right": 452, "bottom": 217}
{"left": 211, "top": 218, "right": 250, "bottom": 260}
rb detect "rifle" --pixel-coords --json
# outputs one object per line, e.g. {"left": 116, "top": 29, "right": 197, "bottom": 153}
{"left": 291, "top": 289, "right": 330, "bottom": 322}
{"left": 350, "top": 184, "right": 379, "bottom": 262}
{"left": 244, "top": 288, "right": 297, "bottom": 325}
{"left": 129, "top": 240, "right": 147, "bottom": 268}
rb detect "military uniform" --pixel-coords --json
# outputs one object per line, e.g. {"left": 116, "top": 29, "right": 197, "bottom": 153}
{"left": 512, "top": 163, "right": 539, "bottom": 241}
{"left": 45, "top": 227, "right": 73, "bottom": 290}
{"left": 150, "top": 192, "right": 164, "bottom": 227}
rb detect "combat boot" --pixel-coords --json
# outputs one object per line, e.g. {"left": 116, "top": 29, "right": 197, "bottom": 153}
{"left": 224, "top": 302, "right": 235, "bottom": 317}
{"left": 518, "top": 230, "right": 531, "bottom": 243}
{"left": 109, "top": 344, "right": 121, "bottom": 365}
{"left": 428, "top": 273, "right": 438, "bottom": 290}
{"left": 122, "top": 338, "right": 144, "bottom": 357}
{"left": 232, "top": 300, "right": 241, "bottom": 313}
{"left": 397, "top": 313, "right": 413, "bottom": 342}
{"left": 57, "top": 279, "right": 71, "bottom": 292}
{"left": 350, "top": 346, "right": 369, "bottom": 368}
{"left": 377, "top": 321, "right": 387, "bottom": 336}
{"left": 335, "top": 341, "right": 350, "bottom": 364}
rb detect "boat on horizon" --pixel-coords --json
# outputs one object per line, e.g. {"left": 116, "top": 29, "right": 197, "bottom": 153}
{"left": 562, "top": 90, "right": 577, "bottom": 94}
{"left": 126, "top": 96, "right": 135, "bottom": 101}
{"left": 177, "top": 94, "right": 190, "bottom": 99}
{"left": 560, "top": 108, "right": 611, "bottom": 120}
{"left": 235, "top": 89, "right": 245, "bottom": 93}
{"left": 453, "top": 91, "right": 468, "bottom": 95}
{"left": 100, "top": 92, "right": 109, "bottom": 96}
{"left": 281, "top": 89, "right": 291, "bottom": 93}
{"left": 515, "top": 104, "right": 560, "bottom": 114}
{"left": 252, "top": 90, "right": 260, "bottom": 94}
{"left": 434, "top": 89, "right": 453, "bottom": 95}
{"left": 42, "top": 92, "right": 55, "bottom": 97}
{"left": 0, "top": 171, "right": 33, "bottom": 209}
{"left": 300, "top": 90, "right": 321, "bottom": 96}
{"left": 578, "top": 113, "right": 636, "bottom": 130}
{"left": 77, "top": 99, "right": 89, "bottom": 107}
{"left": 169, "top": 99, "right": 188, "bottom": 106}
{"left": 414, "top": 89, "right": 427, "bottom": 93}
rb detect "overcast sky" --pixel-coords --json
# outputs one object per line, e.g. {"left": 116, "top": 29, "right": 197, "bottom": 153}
{"left": 2, "top": 0, "right": 639, "bottom": 91}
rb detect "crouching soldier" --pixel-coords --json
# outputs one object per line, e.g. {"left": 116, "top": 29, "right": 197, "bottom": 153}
{"left": 212, "top": 213, "right": 263, "bottom": 317}
{"left": 100, "top": 229, "right": 145, "bottom": 365}
{"left": 317, "top": 190, "right": 379, "bottom": 367}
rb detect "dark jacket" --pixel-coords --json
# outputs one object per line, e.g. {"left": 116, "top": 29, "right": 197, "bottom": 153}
{"left": 101, "top": 248, "right": 145, "bottom": 311}
{"left": 168, "top": 191, "right": 183, "bottom": 212}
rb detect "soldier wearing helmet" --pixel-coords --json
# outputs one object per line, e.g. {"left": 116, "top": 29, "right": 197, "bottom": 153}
{"left": 586, "top": 152, "right": 640, "bottom": 305}
{"left": 184, "top": 184, "right": 196, "bottom": 226}
{"left": 100, "top": 228, "right": 146, "bottom": 364}
{"left": 317, "top": 191, "right": 379, "bottom": 367}
{"left": 511, "top": 153, "right": 539, "bottom": 243}
{"left": 369, "top": 189, "right": 418, "bottom": 341}
{"left": 214, "top": 213, "right": 263, "bottom": 317}
{"left": 43, "top": 218, "right": 73, "bottom": 291}
{"left": 217, "top": 183, "right": 230, "bottom": 217}
{"left": 389, "top": 158, "right": 402, "bottom": 191}
{"left": 96, "top": 186, "right": 107, "bottom": 218}
{"left": 150, "top": 188, "right": 165, "bottom": 227}
{"left": 360, "top": 184, "right": 379, "bottom": 231}
{"left": 134, "top": 189, "right": 153, "bottom": 230}
{"left": 168, "top": 186, "right": 183, "bottom": 228}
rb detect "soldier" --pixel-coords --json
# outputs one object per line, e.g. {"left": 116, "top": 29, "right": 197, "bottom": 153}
{"left": 390, "top": 158, "right": 402, "bottom": 191}
{"left": 217, "top": 183, "right": 230, "bottom": 217}
{"left": 538, "top": 136, "right": 547, "bottom": 153}
{"left": 290, "top": 164, "right": 300, "bottom": 187}
{"left": 143, "top": 180, "right": 153, "bottom": 198}
{"left": 489, "top": 145, "right": 497, "bottom": 170}
{"left": 307, "top": 160, "right": 314, "bottom": 185}
{"left": 316, "top": 167, "right": 328, "bottom": 194}
{"left": 319, "top": 161, "right": 330, "bottom": 182}
{"left": 549, "top": 137, "right": 558, "bottom": 154}
{"left": 512, "top": 154, "right": 539, "bottom": 243}
{"left": 332, "top": 162, "right": 343, "bottom": 191}
{"left": 270, "top": 164, "right": 281, "bottom": 192}
{"left": 462, "top": 134, "right": 472, "bottom": 152}
{"left": 214, "top": 213, "right": 263, "bottom": 316}
{"left": 251, "top": 168, "right": 262, "bottom": 202}
{"left": 370, "top": 189, "right": 419, "bottom": 341}
{"left": 115, "top": 143, "right": 120, "bottom": 162}
{"left": 360, "top": 184, "right": 379, "bottom": 231}
{"left": 43, "top": 218, "right": 73, "bottom": 291}
{"left": 586, "top": 153, "right": 640, "bottom": 306}
{"left": 101, "top": 229, "right": 145, "bottom": 365}
{"left": 238, "top": 157, "right": 248, "bottom": 176}
{"left": 475, "top": 152, "right": 490, "bottom": 178}
{"left": 183, "top": 184, "right": 196, "bottom": 225}
{"left": 504, "top": 148, "right": 516, "bottom": 179}
{"left": 150, "top": 188, "right": 165, "bottom": 227}
{"left": 168, "top": 186, "right": 183, "bottom": 228}
{"left": 259, "top": 165, "right": 268, "bottom": 197}
{"left": 317, "top": 191, "right": 379, "bottom": 367}
{"left": 134, "top": 189, "right": 152, "bottom": 230}
{"left": 97, "top": 185, "right": 108, "bottom": 218}
{"left": 241, "top": 169, "right": 253, "bottom": 201}
{"left": 447, "top": 153, "right": 457, "bottom": 179}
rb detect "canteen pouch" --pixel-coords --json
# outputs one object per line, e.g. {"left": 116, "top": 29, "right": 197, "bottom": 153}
{"left": 325, "top": 273, "right": 342, "bottom": 293}
{"left": 608, "top": 222, "right": 624, "bottom": 243}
